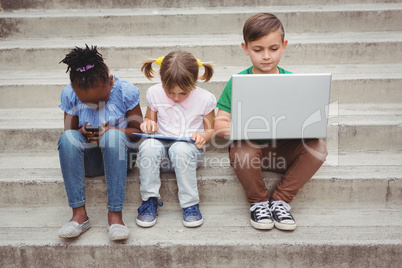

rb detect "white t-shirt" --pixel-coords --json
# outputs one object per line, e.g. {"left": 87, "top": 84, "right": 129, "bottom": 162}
{"left": 146, "top": 83, "right": 216, "bottom": 138}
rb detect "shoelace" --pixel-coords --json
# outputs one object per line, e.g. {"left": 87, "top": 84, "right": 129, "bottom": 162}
{"left": 270, "top": 200, "right": 292, "bottom": 220}
{"left": 250, "top": 201, "right": 271, "bottom": 220}
{"left": 138, "top": 198, "right": 163, "bottom": 215}
{"left": 183, "top": 205, "right": 199, "bottom": 217}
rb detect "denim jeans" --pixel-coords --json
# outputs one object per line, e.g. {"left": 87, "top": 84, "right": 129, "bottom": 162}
{"left": 58, "top": 129, "right": 137, "bottom": 211}
{"left": 138, "top": 138, "right": 204, "bottom": 208}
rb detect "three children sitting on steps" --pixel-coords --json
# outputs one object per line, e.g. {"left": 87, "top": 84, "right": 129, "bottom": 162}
{"left": 57, "top": 12, "right": 327, "bottom": 240}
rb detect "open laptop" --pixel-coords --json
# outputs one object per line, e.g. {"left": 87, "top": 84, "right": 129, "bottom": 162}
{"left": 230, "top": 73, "right": 332, "bottom": 140}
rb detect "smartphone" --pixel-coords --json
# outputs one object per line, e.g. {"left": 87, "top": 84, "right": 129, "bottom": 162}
{"left": 85, "top": 125, "right": 101, "bottom": 132}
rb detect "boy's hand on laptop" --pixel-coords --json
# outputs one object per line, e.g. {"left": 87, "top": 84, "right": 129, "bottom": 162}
{"left": 192, "top": 133, "right": 206, "bottom": 149}
{"left": 140, "top": 119, "right": 159, "bottom": 134}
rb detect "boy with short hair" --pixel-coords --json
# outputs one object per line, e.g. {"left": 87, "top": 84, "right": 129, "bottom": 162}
{"left": 214, "top": 13, "right": 327, "bottom": 231}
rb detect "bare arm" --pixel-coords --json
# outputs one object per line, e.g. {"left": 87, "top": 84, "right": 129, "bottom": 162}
{"left": 214, "top": 109, "right": 231, "bottom": 139}
{"left": 192, "top": 110, "right": 215, "bottom": 149}
{"left": 117, "top": 103, "right": 144, "bottom": 141}
{"left": 63, "top": 112, "right": 99, "bottom": 143}
{"left": 64, "top": 112, "right": 79, "bottom": 131}
{"left": 96, "top": 104, "right": 144, "bottom": 142}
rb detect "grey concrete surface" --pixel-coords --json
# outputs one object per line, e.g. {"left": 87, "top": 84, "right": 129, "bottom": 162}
{"left": 0, "top": 0, "right": 401, "bottom": 266}
{"left": 1, "top": 4, "right": 401, "bottom": 38}
{"left": 1, "top": 64, "right": 402, "bottom": 108}
{"left": 1, "top": 32, "right": 402, "bottom": 70}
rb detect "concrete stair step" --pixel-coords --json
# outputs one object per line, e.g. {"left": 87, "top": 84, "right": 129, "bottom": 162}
{"left": 1, "top": 4, "right": 401, "bottom": 38}
{"left": 0, "top": 151, "right": 401, "bottom": 207}
{"left": 1, "top": 31, "right": 401, "bottom": 70}
{"left": 1, "top": 64, "right": 402, "bottom": 108}
{"left": 1, "top": 0, "right": 400, "bottom": 266}
{"left": 3, "top": 0, "right": 400, "bottom": 10}
{"left": 0, "top": 205, "right": 401, "bottom": 267}
{"left": 1, "top": 103, "right": 401, "bottom": 152}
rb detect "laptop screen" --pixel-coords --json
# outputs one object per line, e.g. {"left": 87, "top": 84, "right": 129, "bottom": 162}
{"left": 230, "top": 73, "right": 332, "bottom": 140}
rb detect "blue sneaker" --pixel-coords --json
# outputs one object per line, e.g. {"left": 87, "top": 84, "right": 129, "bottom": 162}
{"left": 136, "top": 197, "right": 163, "bottom": 227}
{"left": 182, "top": 204, "right": 203, "bottom": 227}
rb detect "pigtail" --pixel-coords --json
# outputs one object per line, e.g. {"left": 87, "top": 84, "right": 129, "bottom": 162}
{"left": 141, "top": 59, "right": 157, "bottom": 80}
{"left": 198, "top": 62, "right": 214, "bottom": 82}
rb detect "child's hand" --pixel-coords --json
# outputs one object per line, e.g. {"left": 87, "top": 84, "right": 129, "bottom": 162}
{"left": 81, "top": 123, "right": 99, "bottom": 143}
{"left": 192, "top": 133, "right": 206, "bottom": 149}
{"left": 140, "top": 120, "right": 159, "bottom": 134}
{"left": 98, "top": 121, "right": 114, "bottom": 139}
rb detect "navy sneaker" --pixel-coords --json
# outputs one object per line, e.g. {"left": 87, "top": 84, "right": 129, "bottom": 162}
{"left": 182, "top": 204, "right": 203, "bottom": 227}
{"left": 250, "top": 201, "right": 274, "bottom": 230}
{"left": 136, "top": 197, "right": 163, "bottom": 227}
{"left": 269, "top": 198, "right": 297, "bottom": 231}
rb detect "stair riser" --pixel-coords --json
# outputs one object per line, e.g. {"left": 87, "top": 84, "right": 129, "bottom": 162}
{"left": 2, "top": 9, "right": 400, "bottom": 39}
{"left": 1, "top": 78, "right": 401, "bottom": 109}
{"left": 2, "top": 0, "right": 399, "bottom": 10}
{"left": 1, "top": 172, "right": 400, "bottom": 207}
{"left": 0, "top": 124, "right": 400, "bottom": 152}
{"left": 1, "top": 41, "right": 401, "bottom": 70}
{"left": 1, "top": 244, "right": 401, "bottom": 268}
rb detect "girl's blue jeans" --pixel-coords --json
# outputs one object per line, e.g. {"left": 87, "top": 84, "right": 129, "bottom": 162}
{"left": 58, "top": 129, "right": 137, "bottom": 212}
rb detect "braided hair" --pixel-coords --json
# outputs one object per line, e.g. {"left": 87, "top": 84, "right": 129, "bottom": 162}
{"left": 60, "top": 44, "right": 109, "bottom": 90}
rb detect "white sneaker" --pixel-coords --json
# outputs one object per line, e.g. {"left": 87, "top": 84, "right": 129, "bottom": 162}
{"left": 58, "top": 218, "right": 91, "bottom": 238}
{"left": 108, "top": 223, "right": 130, "bottom": 241}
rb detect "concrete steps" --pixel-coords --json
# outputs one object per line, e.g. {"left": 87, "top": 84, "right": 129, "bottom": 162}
{"left": 1, "top": 205, "right": 400, "bottom": 267}
{"left": 2, "top": 4, "right": 401, "bottom": 38}
{"left": 0, "top": 205, "right": 401, "bottom": 267}
{"left": 1, "top": 64, "right": 402, "bottom": 108}
{"left": 1, "top": 0, "right": 401, "bottom": 266}
{"left": 2, "top": 0, "right": 401, "bottom": 10}
{"left": 1, "top": 151, "right": 401, "bottom": 207}
{"left": 2, "top": 32, "right": 402, "bottom": 69}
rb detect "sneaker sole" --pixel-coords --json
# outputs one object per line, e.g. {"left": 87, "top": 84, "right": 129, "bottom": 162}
{"left": 182, "top": 218, "right": 203, "bottom": 228}
{"left": 58, "top": 221, "right": 91, "bottom": 238}
{"left": 250, "top": 219, "right": 274, "bottom": 230}
{"left": 110, "top": 234, "right": 129, "bottom": 241}
{"left": 136, "top": 218, "right": 156, "bottom": 228}
{"left": 58, "top": 229, "right": 88, "bottom": 239}
{"left": 274, "top": 221, "right": 297, "bottom": 231}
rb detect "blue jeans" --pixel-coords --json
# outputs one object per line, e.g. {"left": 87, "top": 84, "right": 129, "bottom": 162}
{"left": 138, "top": 139, "right": 204, "bottom": 208}
{"left": 58, "top": 129, "right": 137, "bottom": 211}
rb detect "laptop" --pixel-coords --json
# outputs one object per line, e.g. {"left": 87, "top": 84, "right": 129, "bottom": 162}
{"left": 230, "top": 73, "right": 332, "bottom": 140}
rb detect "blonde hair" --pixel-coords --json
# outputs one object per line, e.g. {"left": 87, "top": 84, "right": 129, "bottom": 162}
{"left": 141, "top": 51, "right": 214, "bottom": 93}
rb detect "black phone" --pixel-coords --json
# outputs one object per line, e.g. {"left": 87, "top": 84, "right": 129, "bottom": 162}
{"left": 85, "top": 125, "right": 101, "bottom": 132}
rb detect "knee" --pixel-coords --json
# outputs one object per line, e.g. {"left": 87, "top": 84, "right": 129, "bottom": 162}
{"left": 101, "top": 129, "right": 124, "bottom": 145}
{"left": 139, "top": 139, "right": 164, "bottom": 158}
{"left": 58, "top": 130, "right": 84, "bottom": 150}
{"left": 169, "top": 142, "right": 196, "bottom": 159}
{"left": 229, "top": 141, "right": 260, "bottom": 164}
{"left": 101, "top": 129, "right": 134, "bottom": 153}
{"left": 302, "top": 139, "right": 328, "bottom": 163}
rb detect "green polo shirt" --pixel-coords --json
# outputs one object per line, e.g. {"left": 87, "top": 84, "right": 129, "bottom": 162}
{"left": 217, "top": 66, "right": 292, "bottom": 143}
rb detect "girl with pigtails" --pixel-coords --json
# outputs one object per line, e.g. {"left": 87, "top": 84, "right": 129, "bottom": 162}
{"left": 136, "top": 51, "right": 216, "bottom": 228}
{"left": 57, "top": 45, "right": 143, "bottom": 241}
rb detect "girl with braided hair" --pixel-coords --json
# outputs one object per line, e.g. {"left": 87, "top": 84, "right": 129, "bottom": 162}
{"left": 136, "top": 51, "right": 216, "bottom": 228}
{"left": 57, "top": 45, "right": 143, "bottom": 240}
